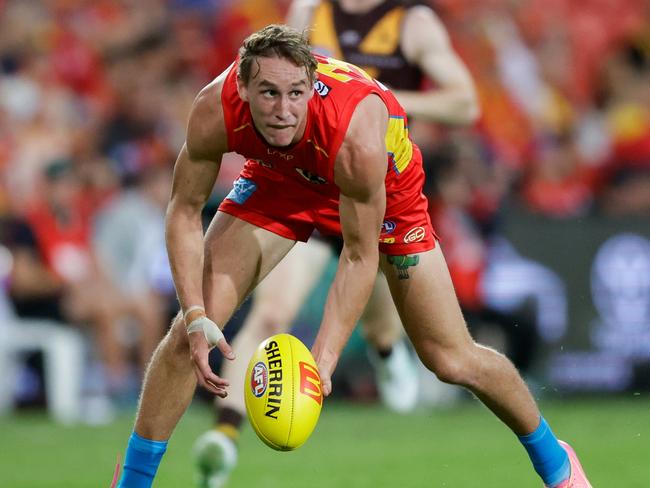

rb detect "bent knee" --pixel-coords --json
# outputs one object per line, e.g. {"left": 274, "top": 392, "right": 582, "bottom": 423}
{"left": 417, "top": 341, "right": 477, "bottom": 386}
{"left": 247, "top": 302, "right": 297, "bottom": 336}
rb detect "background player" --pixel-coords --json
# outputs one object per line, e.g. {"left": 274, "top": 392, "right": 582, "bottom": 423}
{"left": 195, "top": 2, "right": 479, "bottom": 485}
{"left": 116, "top": 25, "right": 592, "bottom": 488}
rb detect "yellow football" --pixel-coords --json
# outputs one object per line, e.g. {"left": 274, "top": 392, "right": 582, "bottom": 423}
{"left": 244, "top": 333, "right": 323, "bottom": 451}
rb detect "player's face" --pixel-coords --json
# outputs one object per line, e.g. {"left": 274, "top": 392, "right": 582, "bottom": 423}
{"left": 237, "top": 56, "right": 314, "bottom": 147}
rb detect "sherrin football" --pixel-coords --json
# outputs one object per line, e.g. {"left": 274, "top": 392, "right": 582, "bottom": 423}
{"left": 244, "top": 333, "right": 323, "bottom": 451}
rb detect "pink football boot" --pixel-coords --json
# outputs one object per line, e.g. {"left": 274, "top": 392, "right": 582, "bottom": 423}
{"left": 547, "top": 441, "right": 594, "bottom": 488}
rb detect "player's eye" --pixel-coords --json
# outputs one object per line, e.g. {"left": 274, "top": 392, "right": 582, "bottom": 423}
{"left": 262, "top": 90, "right": 277, "bottom": 97}
{"left": 290, "top": 90, "right": 303, "bottom": 97}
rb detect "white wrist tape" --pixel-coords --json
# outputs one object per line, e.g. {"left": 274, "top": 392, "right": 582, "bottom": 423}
{"left": 183, "top": 305, "right": 205, "bottom": 322}
{"left": 186, "top": 315, "right": 225, "bottom": 347}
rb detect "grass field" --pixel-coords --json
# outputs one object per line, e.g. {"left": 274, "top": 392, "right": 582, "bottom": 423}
{"left": 1, "top": 396, "right": 648, "bottom": 487}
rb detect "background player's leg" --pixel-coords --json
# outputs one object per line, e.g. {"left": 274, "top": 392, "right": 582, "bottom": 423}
{"left": 218, "top": 238, "right": 333, "bottom": 417}
{"left": 118, "top": 213, "right": 295, "bottom": 488}
{"left": 361, "top": 274, "right": 402, "bottom": 350}
{"left": 195, "top": 238, "right": 333, "bottom": 487}
{"left": 379, "top": 245, "right": 580, "bottom": 487}
{"left": 361, "top": 273, "right": 419, "bottom": 413}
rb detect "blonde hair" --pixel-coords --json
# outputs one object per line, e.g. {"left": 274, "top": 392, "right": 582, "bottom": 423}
{"left": 238, "top": 24, "right": 317, "bottom": 85}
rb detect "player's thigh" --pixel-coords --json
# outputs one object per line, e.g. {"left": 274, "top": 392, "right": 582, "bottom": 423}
{"left": 379, "top": 245, "right": 473, "bottom": 354}
{"left": 203, "top": 211, "right": 296, "bottom": 326}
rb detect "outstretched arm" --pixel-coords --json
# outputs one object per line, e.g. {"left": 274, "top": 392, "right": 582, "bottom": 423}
{"left": 311, "top": 94, "right": 388, "bottom": 396}
{"left": 394, "top": 6, "right": 479, "bottom": 124}
{"left": 286, "top": 0, "right": 321, "bottom": 31}
{"left": 166, "top": 81, "right": 235, "bottom": 396}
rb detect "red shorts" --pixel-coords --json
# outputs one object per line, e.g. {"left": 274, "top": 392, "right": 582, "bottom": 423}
{"left": 218, "top": 162, "right": 437, "bottom": 256}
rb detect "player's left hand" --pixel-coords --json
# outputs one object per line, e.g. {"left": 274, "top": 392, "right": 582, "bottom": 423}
{"left": 186, "top": 314, "right": 235, "bottom": 397}
{"left": 312, "top": 344, "right": 338, "bottom": 397}
{"left": 315, "top": 360, "right": 334, "bottom": 397}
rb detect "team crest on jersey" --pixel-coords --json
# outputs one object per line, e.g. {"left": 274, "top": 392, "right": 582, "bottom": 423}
{"left": 404, "top": 226, "right": 426, "bottom": 243}
{"left": 295, "top": 167, "right": 327, "bottom": 184}
{"left": 314, "top": 80, "right": 331, "bottom": 97}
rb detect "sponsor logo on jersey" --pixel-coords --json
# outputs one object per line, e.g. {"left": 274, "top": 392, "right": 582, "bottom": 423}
{"left": 251, "top": 362, "right": 268, "bottom": 398}
{"left": 299, "top": 361, "right": 322, "bottom": 405}
{"left": 314, "top": 80, "right": 331, "bottom": 97}
{"left": 267, "top": 148, "right": 294, "bottom": 161}
{"left": 295, "top": 167, "right": 327, "bottom": 184}
{"left": 226, "top": 177, "right": 257, "bottom": 204}
{"left": 264, "top": 340, "right": 283, "bottom": 419}
{"left": 381, "top": 220, "right": 396, "bottom": 234}
{"left": 379, "top": 237, "right": 396, "bottom": 244}
{"left": 404, "top": 226, "right": 426, "bottom": 243}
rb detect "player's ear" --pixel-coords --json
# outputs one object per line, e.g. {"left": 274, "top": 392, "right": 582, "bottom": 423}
{"left": 236, "top": 74, "right": 249, "bottom": 102}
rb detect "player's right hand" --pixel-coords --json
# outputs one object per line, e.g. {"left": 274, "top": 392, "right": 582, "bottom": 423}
{"left": 186, "top": 315, "right": 235, "bottom": 397}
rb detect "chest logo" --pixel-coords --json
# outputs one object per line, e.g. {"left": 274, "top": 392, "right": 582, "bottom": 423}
{"left": 295, "top": 167, "right": 327, "bottom": 185}
{"left": 267, "top": 148, "right": 294, "bottom": 161}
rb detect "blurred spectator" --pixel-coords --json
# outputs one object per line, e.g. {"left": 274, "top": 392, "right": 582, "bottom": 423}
{"left": 520, "top": 132, "right": 599, "bottom": 218}
{"left": 21, "top": 160, "right": 130, "bottom": 394}
{"left": 598, "top": 38, "right": 650, "bottom": 215}
{"left": 1, "top": 215, "right": 61, "bottom": 320}
{"left": 434, "top": 0, "right": 648, "bottom": 219}
{"left": 426, "top": 142, "right": 567, "bottom": 375}
{"left": 93, "top": 166, "right": 174, "bottom": 372}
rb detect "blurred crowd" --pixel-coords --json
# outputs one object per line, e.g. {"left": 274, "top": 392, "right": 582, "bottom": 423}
{"left": 0, "top": 0, "right": 648, "bottom": 415}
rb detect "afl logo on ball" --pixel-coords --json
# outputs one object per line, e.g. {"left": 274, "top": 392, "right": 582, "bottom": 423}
{"left": 251, "top": 361, "right": 268, "bottom": 398}
{"left": 404, "top": 226, "right": 426, "bottom": 243}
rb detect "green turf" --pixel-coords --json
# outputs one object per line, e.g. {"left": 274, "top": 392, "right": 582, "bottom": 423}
{"left": 1, "top": 396, "right": 648, "bottom": 487}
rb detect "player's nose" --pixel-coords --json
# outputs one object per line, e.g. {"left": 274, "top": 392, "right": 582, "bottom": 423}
{"left": 274, "top": 95, "right": 291, "bottom": 120}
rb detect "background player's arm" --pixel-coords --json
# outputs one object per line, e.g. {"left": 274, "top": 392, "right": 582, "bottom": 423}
{"left": 311, "top": 95, "right": 388, "bottom": 395}
{"left": 166, "top": 84, "right": 227, "bottom": 319}
{"left": 394, "top": 6, "right": 479, "bottom": 124}
{"left": 286, "top": 0, "right": 321, "bottom": 30}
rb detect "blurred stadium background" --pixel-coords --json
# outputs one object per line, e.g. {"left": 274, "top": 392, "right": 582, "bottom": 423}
{"left": 0, "top": 0, "right": 649, "bottom": 486}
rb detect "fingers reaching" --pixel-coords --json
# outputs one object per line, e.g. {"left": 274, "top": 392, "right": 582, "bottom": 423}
{"left": 193, "top": 359, "right": 229, "bottom": 397}
{"left": 188, "top": 332, "right": 230, "bottom": 396}
{"left": 217, "top": 338, "right": 236, "bottom": 360}
{"left": 321, "top": 378, "right": 332, "bottom": 397}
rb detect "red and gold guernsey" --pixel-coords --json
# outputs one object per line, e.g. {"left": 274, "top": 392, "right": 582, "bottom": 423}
{"left": 218, "top": 53, "right": 436, "bottom": 255}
